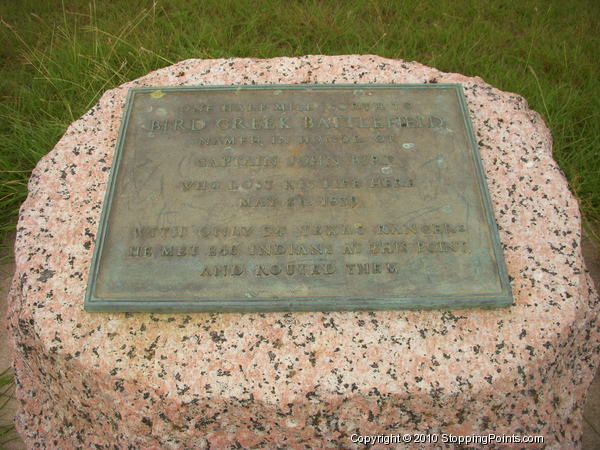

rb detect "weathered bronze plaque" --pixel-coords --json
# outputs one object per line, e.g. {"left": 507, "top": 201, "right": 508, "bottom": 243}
{"left": 85, "top": 84, "right": 513, "bottom": 312}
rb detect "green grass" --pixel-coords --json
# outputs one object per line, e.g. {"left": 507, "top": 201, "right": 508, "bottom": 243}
{"left": 0, "top": 0, "right": 598, "bottom": 249}
{"left": 0, "top": 368, "right": 17, "bottom": 445}
{"left": 0, "top": 0, "right": 598, "bottom": 246}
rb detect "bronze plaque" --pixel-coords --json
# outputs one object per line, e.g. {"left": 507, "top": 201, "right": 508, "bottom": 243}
{"left": 85, "top": 85, "right": 513, "bottom": 312}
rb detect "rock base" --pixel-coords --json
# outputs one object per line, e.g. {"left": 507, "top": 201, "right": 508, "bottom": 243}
{"left": 7, "top": 55, "right": 599, "bottom": 448}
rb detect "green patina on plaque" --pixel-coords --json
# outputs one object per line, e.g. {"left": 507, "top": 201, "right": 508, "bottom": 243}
{"left": 85, "top": 84, "right": 513, "bottom": 312}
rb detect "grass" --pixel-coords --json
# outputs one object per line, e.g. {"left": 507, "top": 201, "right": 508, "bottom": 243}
{"left": 0, "top": 368, "right": 17, "bottom": 446}
{"left": 0, "top": 0, "right": 598, "bottom": 249}
{"left": 0, "top": 0, "right": 598, "bottom": 437}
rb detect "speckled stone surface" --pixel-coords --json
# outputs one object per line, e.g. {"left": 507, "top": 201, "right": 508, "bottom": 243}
{"left": 7, "top": 55, "right": 599, "bottom": 448}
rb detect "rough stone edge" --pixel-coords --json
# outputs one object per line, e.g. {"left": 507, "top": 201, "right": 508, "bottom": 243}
{"left": 6, "top": 55, "right": 599, "bottom": 448}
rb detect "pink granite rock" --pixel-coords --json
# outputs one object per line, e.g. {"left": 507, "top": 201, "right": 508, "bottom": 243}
{"left": 7, "top": 55, "right": 599, "bottom": 448}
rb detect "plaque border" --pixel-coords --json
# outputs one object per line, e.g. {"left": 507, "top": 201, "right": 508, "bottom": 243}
{"left": 85, "top": 84, "right": 513, "bottom": 312}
